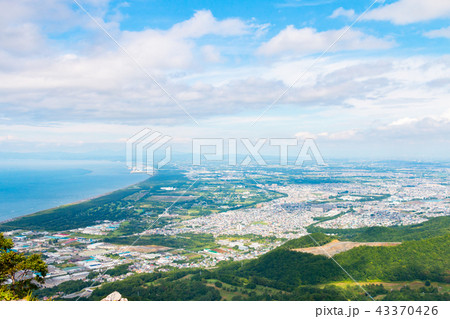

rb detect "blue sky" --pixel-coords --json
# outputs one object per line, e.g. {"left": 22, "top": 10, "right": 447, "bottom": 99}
{"left": 0, "top": 0, "right": 449, "bottom": 159}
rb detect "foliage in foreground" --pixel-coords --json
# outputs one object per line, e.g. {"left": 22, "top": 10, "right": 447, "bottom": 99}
{"left": 0, "top": 233, "right": 48, "bottom": 300}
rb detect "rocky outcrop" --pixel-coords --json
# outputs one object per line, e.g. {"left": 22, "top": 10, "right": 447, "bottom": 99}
{"left": 101, "top": 291, "right": 128, "bottom": 301}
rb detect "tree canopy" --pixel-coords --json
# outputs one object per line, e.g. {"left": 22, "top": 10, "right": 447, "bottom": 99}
{"left": 0, "top": 233, "right": 48, "bottom": 300}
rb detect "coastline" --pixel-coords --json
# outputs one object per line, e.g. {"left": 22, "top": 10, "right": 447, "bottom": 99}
{"left": 0, "top": 177, "right": 149, "bottom": 225}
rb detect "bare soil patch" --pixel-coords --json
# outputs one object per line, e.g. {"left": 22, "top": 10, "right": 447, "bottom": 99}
{"left": 292, "top": 239, "right": 401, "bottom": 257}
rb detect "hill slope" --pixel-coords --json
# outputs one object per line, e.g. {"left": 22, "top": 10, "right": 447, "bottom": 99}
{"left": 308, "top": 216, "right": 450, "bottom": 242}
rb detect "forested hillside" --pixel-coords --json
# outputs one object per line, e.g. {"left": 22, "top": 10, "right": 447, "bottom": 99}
{"left": 308, "top": 216, "right": 450, "bottom": 242}
{"left": 65, "top": 229, "right": 450, "bottom": 301}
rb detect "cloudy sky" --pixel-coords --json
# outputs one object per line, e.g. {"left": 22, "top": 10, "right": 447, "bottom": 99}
{"left": 1, "top": 0, "right": 449, "bottom": 159}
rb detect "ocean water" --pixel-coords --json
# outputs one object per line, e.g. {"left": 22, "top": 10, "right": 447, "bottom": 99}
{"left": 0, "top": 159, "right": 148, "bottom": 222}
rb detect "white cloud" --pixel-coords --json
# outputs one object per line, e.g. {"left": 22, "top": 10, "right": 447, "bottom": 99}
{"left": 168, "top": 10, "right": 251, "bottom": 38}
{"left": 257, "top": 26, "right": 394, "bottom": 56}
{"left": 0, "top": 23, "right": 45, "bottom": 54}
{"left": 0, "top": 134, "right": 15, "bottom": 142}
{"left": 1, "top": 53, "right": 450, "bottom": 126}
{"left": 0, "top": 1, "right": 449, "bottom": 158}
{"left": 424, "top": 27, "right": 450, "bottom": 39}
{"left": 296, "top": 114, "right": 450, "bottom": 143}
{"left": 116, "top": 10, "right": 258, "bottom": 70}
{"left": 0, "top": 8, "right": 273, "bottom": 124}
{"left": 0, "top": 0, "right": 122, "bottom": 56}
{"left": 329, "top": 7, "right": 356, "bottom": 19}
{"left": 293, "top": 114, "right": 450, "bottom": 159}
{"left": 377, "top": 115, "right": 450, "bottom": 140}
{"left": 296, "top": 130, "right": 358, "bottom": 141}
{"left": 120, "top": 29, "right": 195, "bottom": 70}
{"left": 201, "top": 45, "right": 223, "bottom": 63}
{"left": 277, "top": 0, "right": 336, "bottom": 8}
{"left": 321, "top": 130, "right": 358, "bottom": 141}
{"left": 0, "top": 0, "right": 113, "bottom": 31}
{"left": 364, "top": 0, "right": 450, "bottom": 25}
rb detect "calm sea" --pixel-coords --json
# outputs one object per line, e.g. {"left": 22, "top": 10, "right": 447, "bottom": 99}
{"left": 0, "top": 159, "right": 147, "bottom": 222}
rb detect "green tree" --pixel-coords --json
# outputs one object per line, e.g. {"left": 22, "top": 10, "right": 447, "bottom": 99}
{"left": 0, "top": 233, "right": 48, "bottom": 300}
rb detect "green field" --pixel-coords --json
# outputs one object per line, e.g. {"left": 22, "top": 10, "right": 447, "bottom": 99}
{"left": 0, "top": 169, "right": 284, "bottom": 232}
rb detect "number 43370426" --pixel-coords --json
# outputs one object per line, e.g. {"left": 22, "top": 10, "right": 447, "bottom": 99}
{"left": 376, "top": 306, "right": 438, "bottom": 316}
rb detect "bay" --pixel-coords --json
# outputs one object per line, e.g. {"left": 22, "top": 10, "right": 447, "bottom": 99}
{"left": 0, "top": 159, "right": 147, "bottom": 222}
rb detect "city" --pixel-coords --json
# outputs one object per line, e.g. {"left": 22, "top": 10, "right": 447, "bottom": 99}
{"left": 2, "top": 162, "right": 448, "bottom": 300}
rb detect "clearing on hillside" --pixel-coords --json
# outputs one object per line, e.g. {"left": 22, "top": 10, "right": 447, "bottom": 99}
{"left": 292, "top": 240, "right": 401, "bottom": 256}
